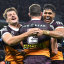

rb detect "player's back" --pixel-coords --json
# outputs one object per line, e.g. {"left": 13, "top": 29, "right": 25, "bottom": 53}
{"left": 20, "top": 20, "right": 54, "bottom": 57}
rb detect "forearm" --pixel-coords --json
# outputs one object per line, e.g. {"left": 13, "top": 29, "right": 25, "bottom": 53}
{"left": 51, "top": 38, "right": 58, "bottom": 54}
{"left": 4, "top": 32, "right": 31, "bottom": 45}
{"left": 3, "top": 28, "right": 39, "bottom": 45}
{"left": 50, "top": 31, "right": 63, "bottom": 38}
{"left": 43, "top": 30, "right": 63, "bottom": 38}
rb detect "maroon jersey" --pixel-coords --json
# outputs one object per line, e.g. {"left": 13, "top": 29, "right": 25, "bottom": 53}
{"left": 1, "top": 26, "right": 22, "bottom": 49}
{"left": 1, "top": 26, "right": 24, "bottom": 63}
{"left": 50, "top": 20, "right": 63, "bottom": 29}
{"left": 20, "top": 20, "right": 54, "bottom": 57}
{"left": 50, "top": 20, "right": 64, "bottom": 51}
{"left": 20, "top": 20, "right": 54, "bottom": 49}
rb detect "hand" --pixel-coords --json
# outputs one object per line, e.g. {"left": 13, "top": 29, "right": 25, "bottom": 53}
{"left": 37, "top": 29, "right": 50, "bottom": 36}
{"left": 37, "top": 29, "right": 43, "bottom": 36}
{"left": 27, "top": 28, "right": 39, "bottom": 36}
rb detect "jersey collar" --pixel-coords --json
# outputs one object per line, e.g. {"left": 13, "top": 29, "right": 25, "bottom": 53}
{"left": 31, "top": 18, "right": 40, "bottom": 20}
{"left": 50, "top": 20, "right": 54, "bottom": 24}
{"left": 8, "top": 25, "right": 19, "bottom": 31}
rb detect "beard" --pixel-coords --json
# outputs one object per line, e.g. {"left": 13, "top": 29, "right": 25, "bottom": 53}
{"left": 8, "top": 20, "right": 19, "bottom": 26}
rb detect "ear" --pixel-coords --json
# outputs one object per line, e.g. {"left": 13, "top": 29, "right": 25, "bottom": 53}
{"left": 42, "top": 10, "right": 45, "bottom": 16}
{"left": 28, "top": 13, "right": 30, "bottom": 17}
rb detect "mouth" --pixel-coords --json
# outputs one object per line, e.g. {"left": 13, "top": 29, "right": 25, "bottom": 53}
{"left": 44, "top": 16, "right": 52, "bottom": 23}
{"left": 46, "top": 16, "right": 51, "bottom": 20}
{"left": 11, "top": 17, "right": 16, "bottom": 20}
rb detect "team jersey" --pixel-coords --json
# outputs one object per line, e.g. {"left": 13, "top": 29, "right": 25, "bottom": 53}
{"left": 20, "top": 20, "right": 54, "bottom": 57}
{"left": 50, "top": 20, "right": 63, "bottom": 28}
{"left": 50, "top": 20, "right": 64, "bottom": 61}
{"left": 1, "top": 26, "right": 24, "bottom": 64}
{"left": 50, "top": 20, "right": 63, "bottom": 51}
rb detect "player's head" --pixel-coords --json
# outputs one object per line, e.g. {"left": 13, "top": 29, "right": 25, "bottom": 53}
{"left": 28, "top": 4, "right": 42, "bottom": 17}
{"left": 3, "top": 7, "right": 19, "bottom": 25}
{"left": 43, "top": 4, "right": 56, "bottom": 23}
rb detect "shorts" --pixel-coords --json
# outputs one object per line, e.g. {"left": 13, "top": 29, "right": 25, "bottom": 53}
{"left": 5, "top": 61, "right": 23, "bottom": 64}
{"left": 51, "top": 60, "right": 64, "bottom": 64}
{"left": 23, "top": 55, "right": 52, "bottom": 64}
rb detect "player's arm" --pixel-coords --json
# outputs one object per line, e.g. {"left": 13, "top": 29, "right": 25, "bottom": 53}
{"left": 2, "top": 28, "right": 39, "bottom": 46}
{"left": 44, "top": 26, "right": 64, "bottom": 38}
{"left": 37, "top": 27, "right": 64, "bottom": 38}
{"left": 51, "top": 38, "right": 58, "bottom": 54}
{"left": 20, "top": 41, "right": 23, "bottom": 48}
{"left": 43, "top": 30, "right": 63, "bottom": 38}
{"left": 42, "top": 27, "right": 64, "bottom": 38}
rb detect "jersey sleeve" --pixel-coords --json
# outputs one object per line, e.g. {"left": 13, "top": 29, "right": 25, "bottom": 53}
{"left": 55, "top": 21, "right": 64, "bottom": 29}
{"left": 56, "top": 21, "right": 63, "bottom": 26}
{"left": 1, "top": 27, "right": 9, "bottom": 37}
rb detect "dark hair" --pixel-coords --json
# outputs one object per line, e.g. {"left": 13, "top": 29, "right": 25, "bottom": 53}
{"left": 43, "top": 4, "right": 56, "bottom": 12}
{"left": 29, "top": 4, "right": 41, "bottom": 16}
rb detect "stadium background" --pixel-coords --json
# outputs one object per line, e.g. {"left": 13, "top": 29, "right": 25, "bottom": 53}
{"left": 0, "top": 0, "right": 64, "bottom": 59}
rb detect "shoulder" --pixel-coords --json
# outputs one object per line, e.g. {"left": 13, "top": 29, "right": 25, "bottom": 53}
{"left": 51, "top": 20, "right": 63, "bottom": 29}
{"left": 1, "top": 26, "right": 8, "bottom": 32}
{"left": 1, "top": 26, "right": 9, "bottom": 35}
{"left": 55, "top": 21, "right": 63, "bottom": 25}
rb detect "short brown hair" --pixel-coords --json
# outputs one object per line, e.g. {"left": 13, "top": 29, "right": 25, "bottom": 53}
{"left": 29, "top": 4, "right": 41, "bottom": 16}
{"left": 3, "top": 7, "right": 18, "bottom": 19}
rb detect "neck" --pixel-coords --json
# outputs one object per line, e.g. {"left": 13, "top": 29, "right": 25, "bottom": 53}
{"left": 9, "top": 23, "right": 21, "bottom": 28}
{"left": 31, "top": 16, "right": 41, "bottom": 20}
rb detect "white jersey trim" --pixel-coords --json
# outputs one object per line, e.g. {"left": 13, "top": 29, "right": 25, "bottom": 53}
{"left": 8, "top": 25, "right": 19, "bottom": 31}
{"left": 55, "top": 26, "right": 64, "bottom": 29}
{"left": 50, "top": 20, "right": 54, "bottom": 24}
{"left": 31, "top": 18, "right": 40, "bottom": 20}
{"left": 2, "top": 32, "right": 10, "bottom": 38}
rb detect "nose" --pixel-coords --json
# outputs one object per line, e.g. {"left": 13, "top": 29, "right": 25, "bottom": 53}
{"left": 12, "top": 15, "right": 15, "bottom": 17}
{"left": 46, "top": 13, "right": 50, "bottom": 16}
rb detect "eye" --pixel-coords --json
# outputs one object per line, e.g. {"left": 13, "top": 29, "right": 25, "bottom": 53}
{"left": 13, "top": 13, "right": 16, "bottom": 15}
{"left": 48, "top": 12, "right": 52, "bottom": 15}
{"left": 8, "top": 14, "right": 12, "bottom": 16}
{"left": 44, "top": 12, "right": 47, "bottom": 14}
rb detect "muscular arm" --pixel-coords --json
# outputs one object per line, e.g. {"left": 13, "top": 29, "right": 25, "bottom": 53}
{"left": 51, "top": 38, "right": 58, "bottom": 54}
{"left": 2, "top": 28, "right": 39, "bottom": 45}
{"left": 37, "top": 27, "right": 64, "bottom": 38}
{"left": 2, "top": 32, "right": 31, "bottom": 45}
{"left": 48, "top": 30, "right": 63, "bottom": 38}
{"left": 20, "top": 41, "right": 23, "bottom": 47}
{"left": 43, "top": 27, "right": 64, "bottom": 38}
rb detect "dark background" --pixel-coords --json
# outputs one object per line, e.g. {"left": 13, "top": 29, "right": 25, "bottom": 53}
{"left": 0, "top": 0, "right": 64, "bottom": 25}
